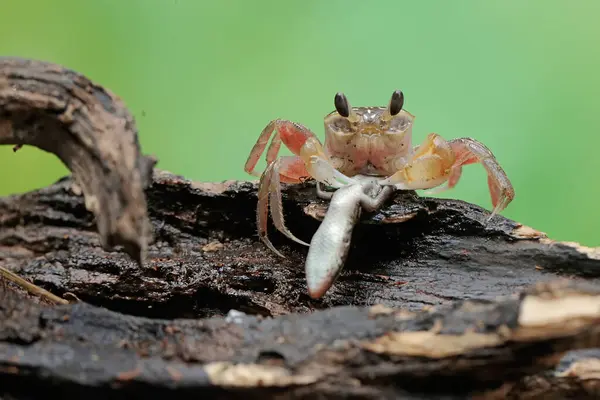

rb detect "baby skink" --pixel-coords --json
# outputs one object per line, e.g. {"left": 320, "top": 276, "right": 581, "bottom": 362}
{"left": 305, "top": 180, "right": 394, "bottom": 299}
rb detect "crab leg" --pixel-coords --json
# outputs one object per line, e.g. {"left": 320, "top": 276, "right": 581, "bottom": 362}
{"left": 244, "top": 119, "right": 280, "bottom": 178}
{"left": 305, "top": 181, "right": 394, "bottom": 299}
{"left": 248, "top": 119, "right": 358, "bottom": 257}
{"left": 257, "top": 153, "right": 356, "bottom": 258}
{"left": 257, "top": 157, "right": 311, "bottom": 258}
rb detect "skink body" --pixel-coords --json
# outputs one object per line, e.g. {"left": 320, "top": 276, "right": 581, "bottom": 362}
{"left": 305, "top": 179, "right": 394, "bottom": 298}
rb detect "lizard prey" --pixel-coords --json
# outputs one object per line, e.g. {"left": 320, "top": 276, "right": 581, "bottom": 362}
{"left": 305, "top": 177, "right": 395, "bottom": 299}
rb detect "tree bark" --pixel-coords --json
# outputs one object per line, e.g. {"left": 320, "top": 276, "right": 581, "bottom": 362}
{"left": 0, "top": 57, "right": 155, "bottom": 264}
{"left": 1, "top": 57, "right": 600, "bottom": 399}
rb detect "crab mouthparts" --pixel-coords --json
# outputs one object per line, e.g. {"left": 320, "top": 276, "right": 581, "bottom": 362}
{"left": 361, "top": 124, "right": 383, "bottom": 135}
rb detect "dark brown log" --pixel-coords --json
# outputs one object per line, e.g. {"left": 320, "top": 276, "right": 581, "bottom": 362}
{"left": 0, "top": 57, "right": 155, "bottom": 264}
{"left": 3, "top": 172, "right": 600, "bottom": 318}
{"left": 2, "top": 278, "right": 600, "bottom": 399}
{"left": 2, "top": 57, "right": 600, "bottom": 399}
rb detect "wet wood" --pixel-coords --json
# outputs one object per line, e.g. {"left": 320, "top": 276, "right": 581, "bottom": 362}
{"left": 4, "top": 171, "right": 600, "bottom": 318}
{"left": 1, "top": 57, "right": 600, "bottom": 399}
{"left": 2, "top": 279, "right": 600, "bottom": 399}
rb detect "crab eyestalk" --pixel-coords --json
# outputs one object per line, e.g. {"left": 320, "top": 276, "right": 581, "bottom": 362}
{"left": 334, "top": 92, "right": 360, "bottom": 123}
{"left": 381, "top": 89, "right": 404, "bottom": 122}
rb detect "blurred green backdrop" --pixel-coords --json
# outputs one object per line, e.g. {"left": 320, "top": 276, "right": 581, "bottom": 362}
{"left": 1, "top": 0, "right": 599, "bottom": 246}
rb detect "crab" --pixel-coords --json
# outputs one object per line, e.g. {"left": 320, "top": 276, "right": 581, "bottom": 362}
{"left": 244, "top": 90, "right": 514, "bottom": 292}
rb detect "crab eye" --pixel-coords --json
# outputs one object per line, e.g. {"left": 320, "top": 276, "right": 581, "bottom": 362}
{"left": 334, "top": 92, "right": 350, "bottom": 118}
{"left": 389, "top": 90, "right": 404, "bottom": 116}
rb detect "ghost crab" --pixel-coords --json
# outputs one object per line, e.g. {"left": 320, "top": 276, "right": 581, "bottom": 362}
{"left": 244, "top": 90, "right": 514, "bottom": 295}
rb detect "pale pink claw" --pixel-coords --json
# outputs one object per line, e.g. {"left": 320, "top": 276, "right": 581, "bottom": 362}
{"left": 383, "top": 134, "right": 514, "bottom": 220}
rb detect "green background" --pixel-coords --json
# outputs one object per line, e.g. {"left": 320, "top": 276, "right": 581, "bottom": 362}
{"left": 1, "top": 0, "right": 599, "bottom": 246}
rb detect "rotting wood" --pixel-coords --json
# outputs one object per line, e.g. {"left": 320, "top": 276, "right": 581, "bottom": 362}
{"left": 2, "top": 57, "right": 600, "bottom": 399}
{"left": 0, "top": 57, "right": 155, "bottom": 264}
{"left": 2, "top": 279, "right": 600, "bottom": 399}
{"left": 3, "top": 171, "right": 600, "bottom": 318}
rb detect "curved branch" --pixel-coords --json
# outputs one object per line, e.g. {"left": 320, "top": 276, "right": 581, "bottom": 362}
{"left": 0, "top": 57, "right": 155, "bottom": 263}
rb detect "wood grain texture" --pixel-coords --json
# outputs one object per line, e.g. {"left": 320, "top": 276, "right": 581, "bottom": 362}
{"left": 3, "top": 171, "right": 600, "bottom": 318}
{"left": 2, "top": 279, "right": 600, "bottom": 399}
{"left": 0, "top": 57, "right": 155, "bottom": 263}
